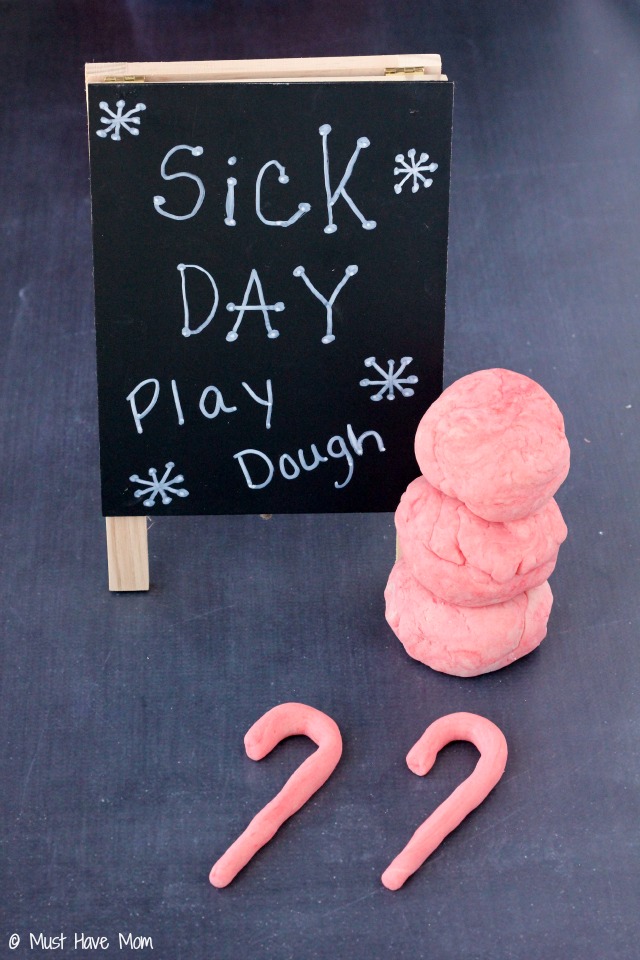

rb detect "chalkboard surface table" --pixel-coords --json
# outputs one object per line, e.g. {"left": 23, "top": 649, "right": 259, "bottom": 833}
{"left": 2, "top": 5, "right": 640, "bottom": 960}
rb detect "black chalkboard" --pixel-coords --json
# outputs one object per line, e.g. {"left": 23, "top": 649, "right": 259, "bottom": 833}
{"left": 87, "top": 80, "right": 453, "bottom": 515}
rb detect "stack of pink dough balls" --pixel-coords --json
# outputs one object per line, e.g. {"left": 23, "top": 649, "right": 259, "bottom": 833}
{"left": 385, "top": 369, "right": 570, "bottom": 677}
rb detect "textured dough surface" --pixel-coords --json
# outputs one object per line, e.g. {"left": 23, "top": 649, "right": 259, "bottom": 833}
{"left": 385, "top": 558, "right": 553, "bottom": 677}
{"left": 396, "top": 476, "right": 567, "bottom": 606}
{"left": 381, "top": 713, "right": 508, "bottom": 890}
{"left": 209, "top": 703, "right": 342, "bottom": 888}
{"left": 414, "top": 368, "right": 570, "bottom": 522}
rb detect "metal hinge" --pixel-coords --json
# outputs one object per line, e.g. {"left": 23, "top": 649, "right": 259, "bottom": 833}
{"left": 103, "top": 75, "right": 145, "bottom": 83}
{"left": 384, "top": 66, "right": 425, "bottom": 76}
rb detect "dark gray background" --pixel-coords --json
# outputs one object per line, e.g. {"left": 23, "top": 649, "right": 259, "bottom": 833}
{"left": 1, "top": 2, "right": 639, "bottom": 959}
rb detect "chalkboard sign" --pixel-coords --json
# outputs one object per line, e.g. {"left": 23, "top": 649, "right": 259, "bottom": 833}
{"left": 87, "top": 76, "right": 453, "bottom": 515}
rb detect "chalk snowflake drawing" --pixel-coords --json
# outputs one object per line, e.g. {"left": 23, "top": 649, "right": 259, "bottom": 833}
{"left": 96, "top": 100, "right": 146, "bottom": 140}
{"left": 129, "top": 463, "right": 189, "bottom": 507}
{"left": 394, "top": 149, "right": 438, "bottom": 194}
{"left": 360, "top": 357, "right": 418, "bottom": 401}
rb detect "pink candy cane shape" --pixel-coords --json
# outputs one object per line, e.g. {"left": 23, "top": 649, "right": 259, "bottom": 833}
{"left": 209, "top": 702, "right": 343, "bottom": 888}
{"left": 381, "top": 712, "right": 508, "bottom": 890}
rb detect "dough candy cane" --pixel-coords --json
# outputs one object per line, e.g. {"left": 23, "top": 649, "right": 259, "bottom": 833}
{"left": 210, "top": 702, "right": 342, "bottom": 888}
{"left": 382, "top": 712, "right": 508, "bottom": 890}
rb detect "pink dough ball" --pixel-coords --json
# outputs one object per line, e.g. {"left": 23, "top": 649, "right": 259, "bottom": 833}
{"left": 396, "top": 476, "right": 567, "bottom": 606}
{"left": 414, "top": 369, "right": 570, "bottom": 522}
{"left": 385, "top": 558, "right": 553, "bottom": 677}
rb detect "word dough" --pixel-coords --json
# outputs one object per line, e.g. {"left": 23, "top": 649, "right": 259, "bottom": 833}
{"left": 385, "top": 559, "right": 553, "bottom": 676}
{"left": 414, "top": 368, "right": 570, "bottom": 522}
{"left": 395, "top": 476, "right": 567, "bottom": 606}
{"left": 234, "top": 423, "right": 385, "bottom": 491}
{"left": 209, "top": 703, "right": 342, "bottom": 888}
{"left": 381, "top": 713, "right": 507, "bottom": 890}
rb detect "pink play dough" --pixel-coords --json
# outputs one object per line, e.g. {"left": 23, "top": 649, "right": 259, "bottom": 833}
{"left": 385, "top": 558, "right": 553, "bottom": 677}
{"left": 209, "top": 703, "right": 342, "bottom": 888}
{"left": 414, "top": 368, "right": 570, "bottom": 522}
{"left": 381, "top": 713, "right": 508, "bottom": 889}
{"left": 396, "top": 476, "right": 567, "bottom": 606}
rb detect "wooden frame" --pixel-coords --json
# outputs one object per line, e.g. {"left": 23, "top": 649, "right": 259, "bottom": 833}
{"left": 88, "top": 54, "right": 444, "bottom": 590}
{"left": 85, "top": 54, "right": 443, "bottom": 86}
{"left": 105, "top": 517, "right": 149, "bottom": 591}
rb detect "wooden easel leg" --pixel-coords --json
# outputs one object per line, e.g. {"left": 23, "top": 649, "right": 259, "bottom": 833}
{"left": 395, "top": 532, "right": 402, "bottom": 561}
{"left": 105, "top": 516, "right": 149, "bottom": 591}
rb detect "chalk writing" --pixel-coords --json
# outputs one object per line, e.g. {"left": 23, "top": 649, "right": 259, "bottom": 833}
{"left": 393, "top": 148, "right": 438, "bottom": 194}
{"left": 225, "top": 185, "right": 237, "bottom": 225}
{"left": 126, "top": 378, "right": 275, "bottom": 432}
{"left": 88, "top": 79, "right": 452, "bottom": 514}
{"left": 154, "top": 145, "right": 205, "bottom": 220}
{"left": 242, "top": 379, "right": 274, "bottom": 429}
{"left": 359, "top": 357, "right": 418, "bottom": 400}
{"left": 171, "top": 379, "right": 184, "bottom": 425}
{"left": 225, "top": 156, "right": 239, "bottom": 224}
{"left": 225, "top": 269, "right": 285, "bottom": 341}
{"left": 256, "top": 160, "right": 311, "bottom": 227}
{"left": 320, "top": 124, "right": 376, "bottom": 233}
{"left": 96, "top": 100, "right": 146, "bottom": 140}
{"left": 292, "top": 265, "right": 358, "bottom": 344}
{"left": 199, "top": 386, "right": 238, "bottom": 419}
{"left": 178, "top": 263, "right": 219, "bottom": 337}
{"left": 129, "top": 463, "right": 189, "bottom": 507}
{"left": 127, "top": 378, "right": 159, "bottom": 435}
{"left": 234, "top": 423, "right": 385, "bottom": 491}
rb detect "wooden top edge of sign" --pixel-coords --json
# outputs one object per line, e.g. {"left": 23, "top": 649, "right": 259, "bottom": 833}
{"left": 85, "top": 53, "right": 443, "bottom": 85}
